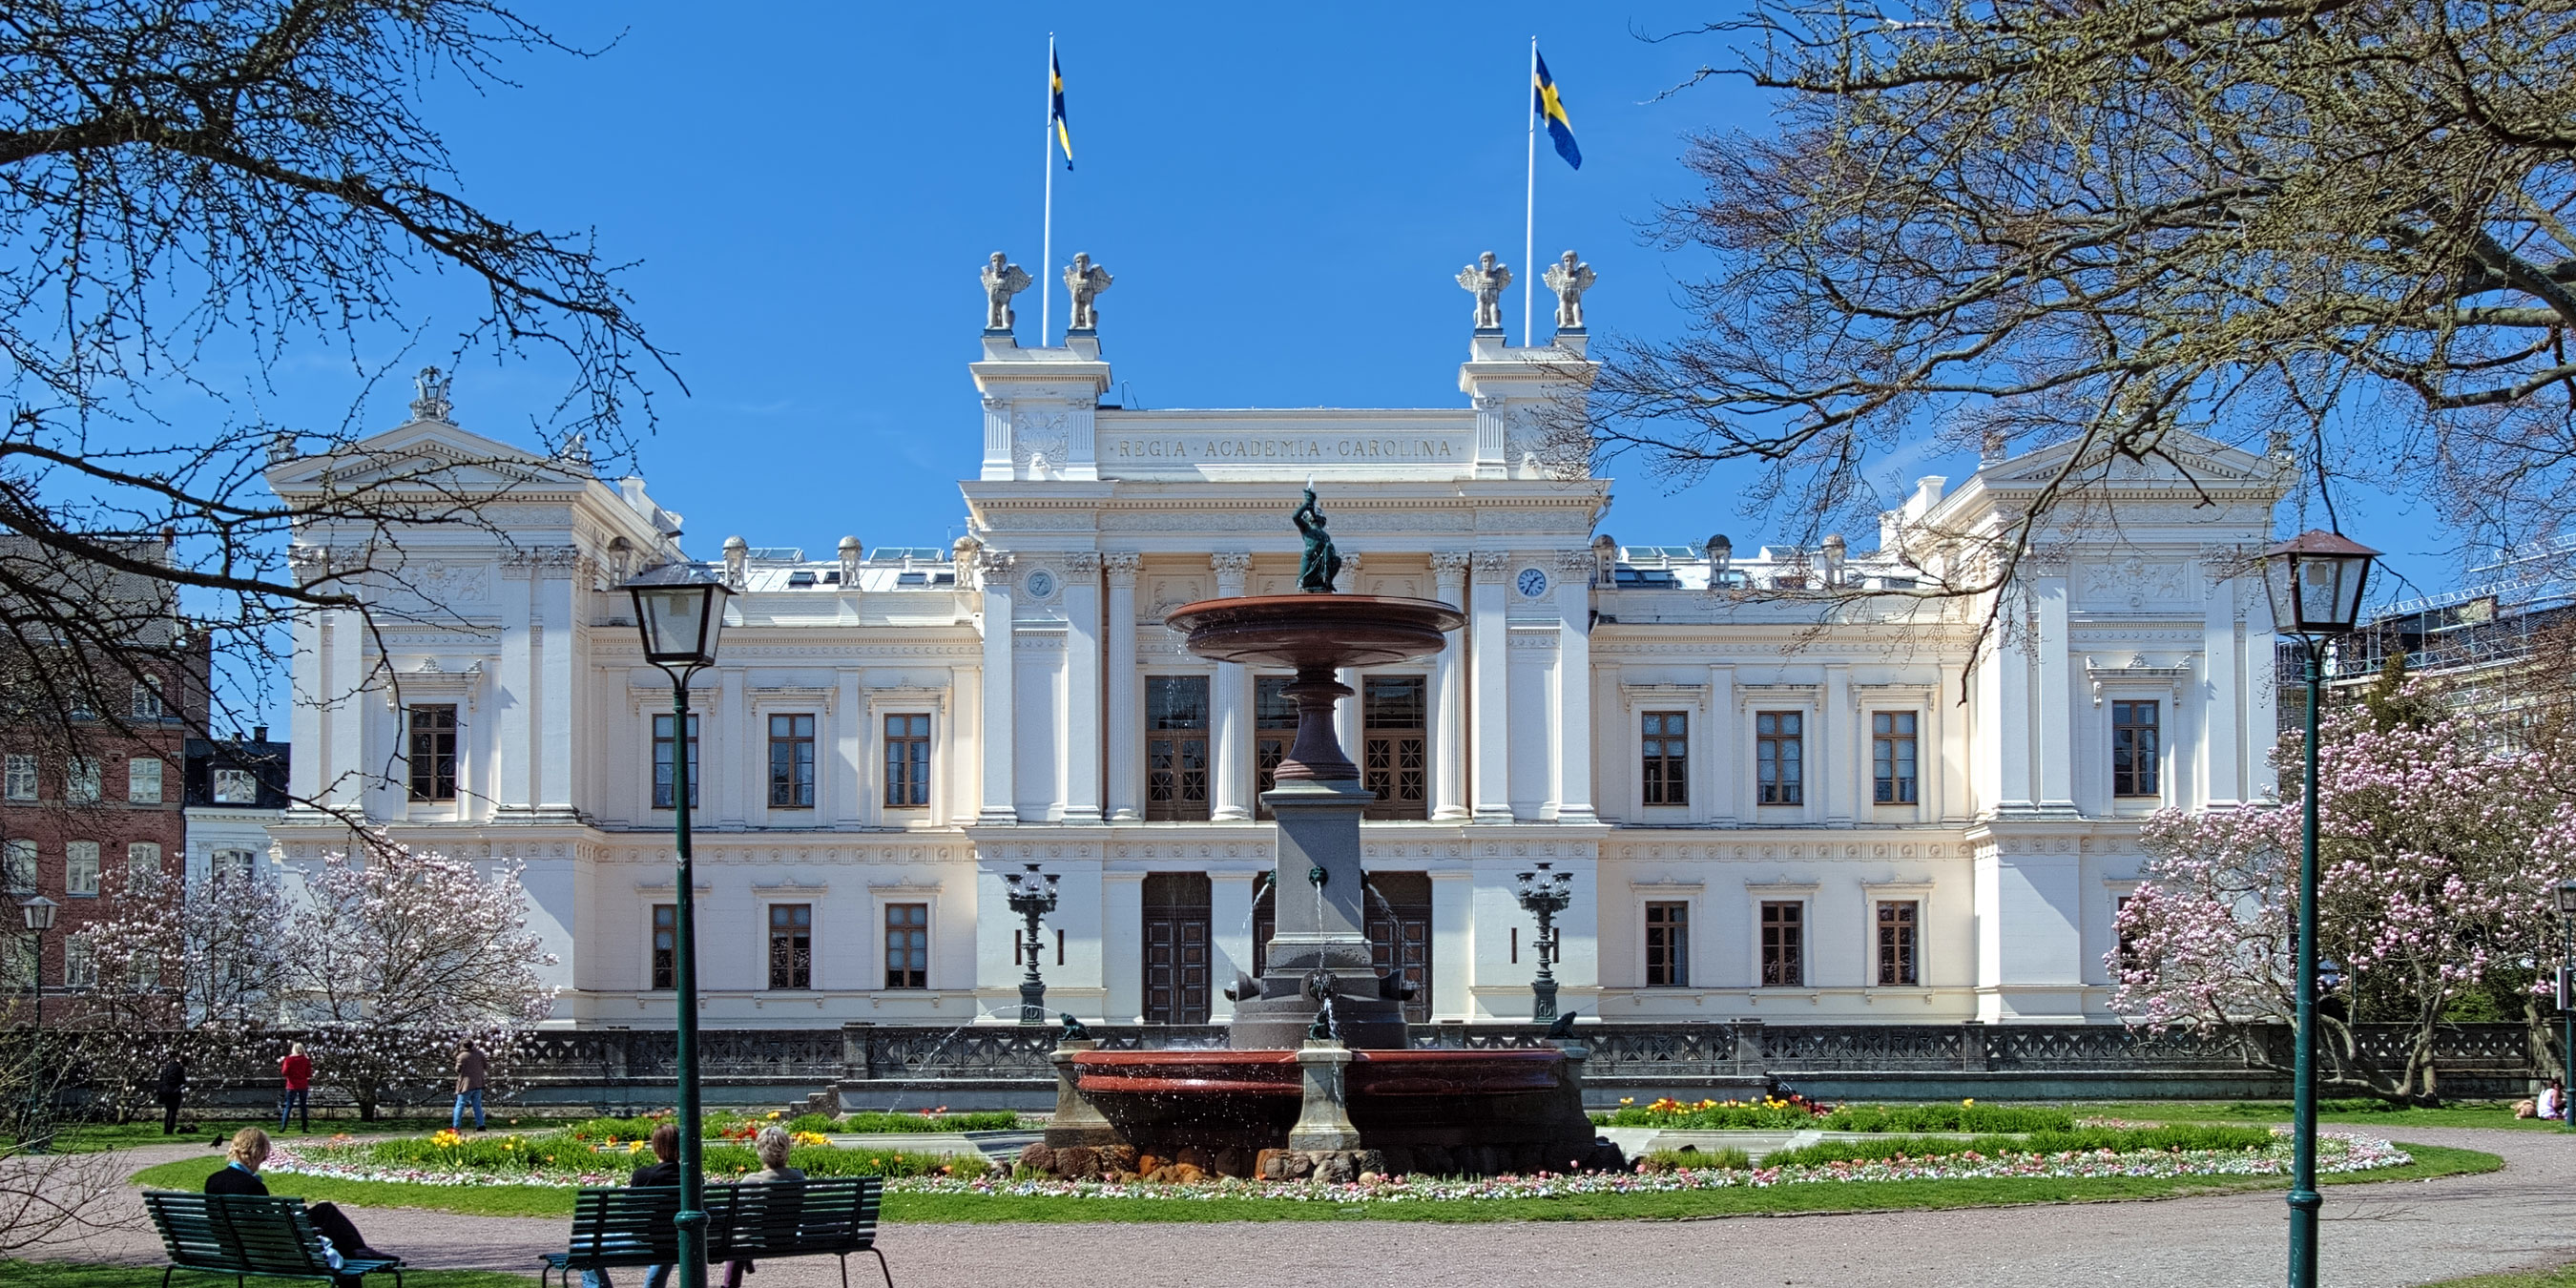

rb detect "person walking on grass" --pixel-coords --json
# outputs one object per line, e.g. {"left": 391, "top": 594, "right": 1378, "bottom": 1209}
{"left": 452, "top": 1040, "right": 488, "bottom": 1132}
{"left": 721, "top": 1126, "right": 806, "bottom": 1288}
{"left": 581, "top": 1122, "right": 685, "bottom": 1288}
{"left": 156, "top": 1052, "right": 188, "bottom": 1135}
{"left": 278, "top": 1042, "right": 312, "bottom": 1132}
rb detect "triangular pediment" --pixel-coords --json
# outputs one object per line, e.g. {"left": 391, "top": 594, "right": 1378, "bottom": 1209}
{"left": 266, "top": 417, "right": 588, "bottom": 495}
{"left": 1985, "top": 429, "right": 2278, "bottom": 490}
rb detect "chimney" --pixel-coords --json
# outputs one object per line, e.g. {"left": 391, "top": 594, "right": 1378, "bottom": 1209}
{"left": 252, "top": 725, "right": 268, "bottom": 742}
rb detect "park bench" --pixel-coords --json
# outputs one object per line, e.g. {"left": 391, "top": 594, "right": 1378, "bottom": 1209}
{"left": 538, "top": 1178, "right": 890, "bottom": 1288}
{"left": 143, "top": 1192, "right": 407, "bottom": 1288}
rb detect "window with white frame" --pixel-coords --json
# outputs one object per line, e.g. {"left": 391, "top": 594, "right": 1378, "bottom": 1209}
{"left": 3, "top": 755, "right": 32, "bottom": 801}
{"left": 1, "top": 840, "right": 32, "bottom": 894}
{"left": 214, "top": 848, "right": 258, "bottom": 884}
{"left": 2112, "top": 700, "right": 2161, "bottom": 797}
{"left": 1755, "top": 712, "right": 1804, "bottom": 805}
{"left": 652, "top": 712, "right": 699, "bottom": 809}
{"left": 65, "top": 757, "right": 99, "bottom": 803}
{"left": 62, "top": 937, "right": 95, "bottom": 989}
{"left": 64, "top": 841, "right": 99, "bottom": 897}
{"left": 131, "top": 679, "right": 163, "bottom": 719}
{"left": 883, "top": 903, "right": 928, "bottom": 988}
{"left": 126, "top": 841, "right": 160, "bottom": 891}
{"left": 212, "top": 767, "right": 259, "bottom": 803}
{"left": 1760, "top": 900, "right": 1805, "bottom": 986}
{"left": 1640, "top": 712, "right": 1689, "bottom": 806}
{"left": 1644, "top": 901, "right": 1690, "bottom": 987}
{"left": 1871, "top": 712, "right": 1919, "bottom": 804}
{"left": 1875, "top": 900, "right": 1920, "bottom": 986}
{"left": 128, "top": 757, "right": 162, "bottom": 803}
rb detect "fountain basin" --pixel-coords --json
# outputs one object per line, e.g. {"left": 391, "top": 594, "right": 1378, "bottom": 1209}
{"left": 1162, "top": 593, "right": 1464, "bottom": 671}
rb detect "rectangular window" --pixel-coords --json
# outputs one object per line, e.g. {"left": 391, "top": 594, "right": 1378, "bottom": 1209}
{"left": 130, "top": 949, "right": 156, "bottom": 989}
{"left": 65, "top": 758, "right": 99, "bottom": 804}
{"left": 767, "top": 714, "right": 816, "bottom": 808}
{"left": 127, "top": 758, "right": 162, "bottom": 804}
{"left": 1641, "top": 711, "right": 1690, "bottom": 806}
{"left": 651, "top": 904, "right": 676, "bottom": 990}
{"left": 2, "top": 937, "right": 34, "bottom": 991}
{"left": 1876, "top": 900, "right": 1920, "bottom": 986}
{"left": 1145, "top": 675, "right": 1211, "bottom": 821}
{"left": 1872, "top": 711, "right": 1919, "bottom": 804}
{"left": 407, "top": 705, "right": 458, "bottom": 801}
{"left": 1645, "top": 901, "right": 1690, "bottom": 987}
{"left": 883, "top": 903, "right": 928, "bottom": 989}
{"left": 127, "top": 842, "right": 160, "bottom": 890}
{"left": 1362, "top": 675, "right": 1427, "bottom": 821}
{"left": 1252, "top": 676, "right": 1297, "bottom": 820}
{"left": 1761, "top": 901, "right": 1805, "bottom": 987}
{"left": 2115, "top": 894, "right": 2142, "bottom": 977}
{"left": 2112, "top": 700, "right": 2161, "bottom": 797}
{"left": 651, "top": 713, "right": 699, "bottom": 809}
{"left": 767, "top": 903, "right": 812, "bottom": 989}
{"left": 4, "top": 755, "right": 32, "bottom": 801}
{"left": 1755, "top": 712, "right": 1804, "bottom": 805}
{"left": 884, "top": 714, "right": 931, "bottom": 808}
{"left": 63, "top": 938, "right": 94, "bottom": 990}
{"left": 214, "top": 848, "right": 257, "bottom": 884}
{"left": 2, "top": 840, "right": 32, "bottom": 894}
{"left": 64, "top": 841, "right": 98, "bottom": 897}
{"left": 131, "top": 680, "right": 163, "bottom": 719}
{"left": 212, "top": 767, "right": 259, "bottom": 804}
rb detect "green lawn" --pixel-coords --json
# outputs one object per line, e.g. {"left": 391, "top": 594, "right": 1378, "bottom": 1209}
{"left": 13, "top": 1115, "right": 547, "bottom": 1154}
{"left": 2, "top": 1263, "right": 534, "bottom": 1288}
{"left": 2418, "top": 1263, "right": 2576, "bottom": 1287}
{"left": 129, "top": 1142, "right": 2501, "bottom": 1224}
{"left": 2078, "top": 1099, "right": 2569, "bottom": 1132}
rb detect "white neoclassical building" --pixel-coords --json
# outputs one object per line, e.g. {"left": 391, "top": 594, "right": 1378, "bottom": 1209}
{"left": 266, "top": 302, "right": 2287, "bottom": 1030}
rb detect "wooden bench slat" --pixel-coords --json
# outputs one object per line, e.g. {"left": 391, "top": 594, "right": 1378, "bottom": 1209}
{"left": 144, "top": 1191, "right": 407, "bottom": 1285}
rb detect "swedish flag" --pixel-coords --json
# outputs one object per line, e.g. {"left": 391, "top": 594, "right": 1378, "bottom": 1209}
{"left": 1534, "top": 50, "right": 1579, "bottom": 170}
{"left": 1050, "top": 49, "right": 1072, "bottom": 170}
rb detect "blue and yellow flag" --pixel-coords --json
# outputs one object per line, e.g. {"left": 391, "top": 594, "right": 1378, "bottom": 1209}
{"left": 1050, "top": 49, "right": 1073, "bottom": 170}
{"left": 1534, "top": 50, "right": 1579, "bottom": 170}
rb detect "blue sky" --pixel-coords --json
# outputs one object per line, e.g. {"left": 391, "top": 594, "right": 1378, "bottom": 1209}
{"left": 211, "top": 2, "right": 2447, "bottom": 595}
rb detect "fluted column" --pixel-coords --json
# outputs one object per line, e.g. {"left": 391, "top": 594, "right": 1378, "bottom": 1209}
{"left": 1103, "top": 553, "right": 1143, "bottom": 821}
{"left": 1430, "top": 552, "right": 1470, "bottom": 821}
{"left": 1210, "top": 552, "right": 1253, "bottom": 821}
{"left": 1469, "top": 551, "right": 1512, "bottom": 822}
{"left": 1063, "top": 553, "right": 1105, "bottom": 823}
{"left": 976, "top": 548, "right": 1017, "bottom": 824}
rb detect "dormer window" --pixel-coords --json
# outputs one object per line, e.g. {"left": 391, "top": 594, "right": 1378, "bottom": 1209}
{"left": 786, "top": 571, "right": 817, "bottom": 588}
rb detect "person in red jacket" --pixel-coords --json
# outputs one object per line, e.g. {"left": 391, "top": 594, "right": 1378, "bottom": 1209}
{"left": 278, "top": 1042, "right": 312, "bottom": 1132}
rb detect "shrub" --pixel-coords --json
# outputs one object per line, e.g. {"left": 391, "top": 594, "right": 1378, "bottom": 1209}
{"left": 834, "top": 1111, "right": 1022, "bottom": 1133}
{"left": 1759, "top": 1124, "right": 2275, "bottom": 1169}
{"left": 1636, "top": 1146, "right": 1754, "bottom": 1173}
{"left": 1591, "top": 1094, "right": 1831, "bottom": 1130}
{"left": 1817, "top": 1103, "right": 2077, "bottom": 1133}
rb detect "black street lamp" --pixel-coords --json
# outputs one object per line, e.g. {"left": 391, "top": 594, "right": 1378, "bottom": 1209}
{"left": 1513, "top": 862, "right": 1571, "bottom": 1022}
{"left": 18, "top": 895, "right": 57, "bottom": 1029}
{"left": 1003, "top": 864, "right": 1059, "bottom": 1024}
{"left": 2556, "top": 882, "right": 2576, "bottom": 1129}
{"left": 623, "top": 564, "right": 729, "bottom": 1288}
{"left": 2260, "top": 529, "right": 2378, "bottom": 1288}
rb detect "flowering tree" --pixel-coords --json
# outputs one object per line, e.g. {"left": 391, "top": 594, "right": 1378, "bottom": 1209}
{"left": 280, "top": 843, "right": 557, "bottom": 1119}
{"left": 2112, "top": 681, "right": 2576, "bottom": 1102}
{"left": 58, "top": 864, "right": 292, "bottom": 1120}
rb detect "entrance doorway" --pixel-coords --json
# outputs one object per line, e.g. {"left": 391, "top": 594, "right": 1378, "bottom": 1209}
{"left": 1142, "top": 871, "right": 1212, "bottom": 1024}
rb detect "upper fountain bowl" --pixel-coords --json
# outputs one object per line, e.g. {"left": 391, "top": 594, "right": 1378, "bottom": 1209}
{"left": 1165, "top": 594, "right": 1465, "bottom": 671}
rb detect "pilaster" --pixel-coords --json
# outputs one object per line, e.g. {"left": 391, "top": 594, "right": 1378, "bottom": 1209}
{"left": 976, "top": 549, "right": 1018, "bottom": 824}
{"left": 1553, "top": 550, "right": 1597, "bottom": 824}
{"left": 1103, "top": 553, "right": 1143, "bottom": 822}
{"left": 2034, "top": 567, "right": 2075, "bottom": 812}
{"left": 1469, "top": 551, "right": 1511, "bottom": 822}
{"left": 1062, "top": 553, "right": 1106, "bottom": 823}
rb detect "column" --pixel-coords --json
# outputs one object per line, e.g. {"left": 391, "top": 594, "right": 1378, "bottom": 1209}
{"left": 1210, "top": 871, "right": 1257, "bottom": 1019}
{"left": 835, "top": 671, "right": 866, "bottom": 828}
{"left": 1102, "top": 871, "right": 1145, "bottom": 1023}
{"left": 2199, "top": 562, "right": 2243, "bottom": 808}
{"left": 1469, "top": 551, "right": 1512, "bottom": 822}
{"left": 1430, "top": 869, "right": 1474, "bottom": 1020}
{"left": 1209, "top": 552, "right": 1253, "bottom": 821}
{"left": 1063, "top": 553, "right": 1106, "bottom": 823}
{"left": 1984, "top": 592, "right": 2038, "bottom": 812}
{"left": 1553, "top": 551, "right": 1597, "bottom": 824}
{"left": 976, "top": 549, "right": 1018, "bottom": 824}
{"left": 1103, "top": 553, "right": 1143, "bottom": 821}
{"left": 1430, "top": 552, "right": 1470, "bottom": 821}
{"left": 946, "top": 664, "right": 980, "bottom": 827}
{"left": 2034, "top": 568, "right": 2075, "bottom": 811}
{"left": 535, "top": 554, "right": 578, "bottom": 816}
{"left": 497, "top": 554, "right": 535, "bottom": 811}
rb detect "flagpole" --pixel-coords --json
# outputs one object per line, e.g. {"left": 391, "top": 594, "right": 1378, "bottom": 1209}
{"left": 1042, "top": 32, "right": 1056, "bottom": 348}
{"left": 1524, "top": 35, "right": 1537, "bottom": 348}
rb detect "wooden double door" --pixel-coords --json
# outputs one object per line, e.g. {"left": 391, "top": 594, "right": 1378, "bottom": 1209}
{"left": 1143, "top": 872, "right": 1213, "bottom": 1024}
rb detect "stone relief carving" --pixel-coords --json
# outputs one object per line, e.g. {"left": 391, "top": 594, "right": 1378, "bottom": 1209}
{"left": 1208, "top": 551, "right": 1254, "bottom": 575}
{"left": 1098, "top": 509, "right": 1473, "bottom": 532}
{"left": 1540, "top": 251, "right": 1596, "bottom": 330}
{"left": 1456, "top": 252, "right": 1512, "bottom": 330}
{"left": 410, "top": 366, "right": 453, "bottom": 422}
{"left": 972, "top": 549, "right": 1015, "bottom": 590}
{"left": 1430, "top": 551, "right": 1472, "bottom": 579}
{"left": 1102, "top": 551, "right": 1143, "bottom": 585}
{"left": 1471, "top": 551, "right": 1512, "bottom": 576}
{"left": 981, "top": 252, "right": 1033, "bottom": 331}
{"left": 417, "top": 563, "right": 490, "bottom": 604}
{"left": 1062, "top": 253, "right": 1112, "bottom": 331}
{"left": 1011, "top": 410, "right": 1070, "bottom": 472}
{"left": 1062, "top": 551, "right": 1103, "bottom": 577}
{"left": 2081, "top": 557, "right": 2190, "bottom": 609}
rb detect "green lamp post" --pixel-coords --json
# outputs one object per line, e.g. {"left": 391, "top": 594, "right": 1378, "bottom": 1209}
{"left": 2557, "top": 881, "right": 2576, "bottom": 1129}
{"left": 624, "top": 564, "right": 730, "bottom": 1288}
{"left": 2260, "top": 529, "right": 2379, "bottom": 1288}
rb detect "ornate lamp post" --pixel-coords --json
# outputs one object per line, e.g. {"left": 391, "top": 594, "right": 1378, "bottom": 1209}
{"left": 2557, "top": 882, "right": 2576, "bottom": 1128}
{"left": 1513, "top": 862, "right": 1571, "bottom": 1022}
{"left": 18, "top": 895, "right": 56, "bottom": 1029}
{"left": 623, "top": 565, "right": 729, "bottom": 1288}
{"left": 1004, "top": 864, "right": 1059, "bottom": 1024}
{"left": 2260, "top": 529, "right": 2378, "bottom": 1288}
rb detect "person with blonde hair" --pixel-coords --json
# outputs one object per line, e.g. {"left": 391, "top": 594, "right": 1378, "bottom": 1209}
{"left": 720, "top": 1126, "right": 806, "bottom": 1288}
{"left": 203, "top": 1127, "right": 388, "bottom": 1262}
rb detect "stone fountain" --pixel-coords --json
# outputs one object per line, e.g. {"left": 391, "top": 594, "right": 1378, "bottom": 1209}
{"left": 1035, "top": 487, "right": 1617, "bottom": 1182}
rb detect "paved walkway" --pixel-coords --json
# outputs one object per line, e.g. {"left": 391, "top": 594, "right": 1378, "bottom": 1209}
{"left": 48, "top": 1127, "right": 2576, "bottom": 1287}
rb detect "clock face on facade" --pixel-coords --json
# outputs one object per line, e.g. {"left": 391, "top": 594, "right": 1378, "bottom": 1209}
{"left": 1517, "top": 567, "right": 1549, "bottom": 599}
{"left": 1025, "top": 570, "right": 1056, "bottom": 600}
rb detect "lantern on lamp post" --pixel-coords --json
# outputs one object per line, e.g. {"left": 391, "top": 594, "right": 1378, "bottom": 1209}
{"left": 1004, "top": 864, "right": 1059, "bottom": 1024}
{"left": 2259, "top": 529, "right": 2379, "bottom": 1288}
{"left": 622, "top": 564, "right": 729, "bottom": 1288}
{"left": 1513, "top": 862, "right": 1572, "bottom": 1022}
{"left": 17, "top": 895, "right": 56, "bottom": 1030}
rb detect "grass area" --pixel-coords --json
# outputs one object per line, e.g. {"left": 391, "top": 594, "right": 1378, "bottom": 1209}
{"left": 2418, "top": 1262, "right": 2576, "bottom": 1287}
{"left": 2081, "top": 1099, "right": 2572, "bottom": 1132}
{"left": 132, "top": 1141, "right": 2501, "bottom": 1224}
{"left": 10, "top": 1115, "right": 553, "bottom": 1154}
{"left": 2, "top": 1263, "right": 533, "bottom": 1288}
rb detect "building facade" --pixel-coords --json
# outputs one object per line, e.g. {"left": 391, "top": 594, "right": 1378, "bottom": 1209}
{"left": 266, "top": 300, "right": 2289, "bottom": 1029}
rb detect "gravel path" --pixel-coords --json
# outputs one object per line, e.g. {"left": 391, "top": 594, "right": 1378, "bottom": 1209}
{"left": 43, "top": 1127, "right": 2576, "bottom": 1287}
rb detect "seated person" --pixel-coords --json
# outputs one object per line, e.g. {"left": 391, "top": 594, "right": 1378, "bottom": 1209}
{"left": 205, "top": 1127, "right": 386, "bottom": 1263}
{"left": 722, "top": 1126, "right": 808, "bottom": 1288}
{"left": 584, "top": 1123, "right": 686, "bottom": 1288}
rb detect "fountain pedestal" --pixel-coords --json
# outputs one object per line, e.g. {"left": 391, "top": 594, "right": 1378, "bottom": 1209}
{"left": 1226, "top": 777, "right": 1409, "bottom": 1049}
{"left": 1286, "top": 1041, "right": 1362, "bottom": 1152}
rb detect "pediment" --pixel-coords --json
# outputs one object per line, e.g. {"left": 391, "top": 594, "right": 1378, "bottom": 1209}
{"left": 266, "top": 417, "right": 586, "bottom": 494}
{"left": 1987, "top": 430, "right": 2278, "bottom": 490}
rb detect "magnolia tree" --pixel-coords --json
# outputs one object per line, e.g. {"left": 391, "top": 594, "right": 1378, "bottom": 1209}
{"left": 281, "top": 844, "right": 558, "bottom": 1119}
{"left": 2112, "top": 685, "right": 2576, "bottom": 1102}
{"left": 64, "top": 865, "right": 295, "bottom": 1120}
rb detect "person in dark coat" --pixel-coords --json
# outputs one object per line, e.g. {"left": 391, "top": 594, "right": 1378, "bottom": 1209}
{"left": 206, "top": 1127, "right": 387, "bottom": 1264}
{"left": 582, "top": 1123, "right": 684, "bottom": 1288}
{"left": 155, "top": 1054, "right": 187, "bottom": 1134}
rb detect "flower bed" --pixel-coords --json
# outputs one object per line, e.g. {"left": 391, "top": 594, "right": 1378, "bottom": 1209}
{"left": 266, "top": 1132, "right": 991, "bottom": 1188}
{"left": 1591, "top": 1096, "right": 2080, "bottom": 1133}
